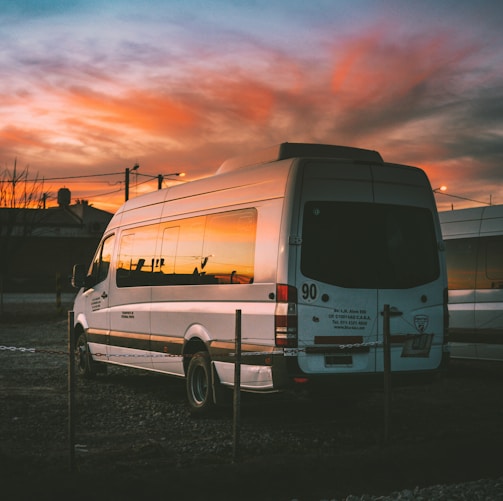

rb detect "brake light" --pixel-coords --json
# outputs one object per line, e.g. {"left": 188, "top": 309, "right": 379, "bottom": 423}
{"left": 276, "top": 283, "right": 297, "bottom": 303}
{"left": 275, "top": 284, "right": 298, "bottom": 348}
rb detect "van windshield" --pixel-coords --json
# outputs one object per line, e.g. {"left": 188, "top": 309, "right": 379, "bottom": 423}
{"left": 301, "top": 201, "right": 439, "bottom": 289}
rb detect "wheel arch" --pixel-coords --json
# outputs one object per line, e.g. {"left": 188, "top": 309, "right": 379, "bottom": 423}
{"left": 182, "top": 323, "right": 212, "bottom": 374}
{"left": 73, "top": 321, "right": 86, "bottom": 344}
{"left": 74, "top": 312, "right": 89, "bottom": 334}
{"left": 183, "top": 338, "right": 208, "bottom": 375}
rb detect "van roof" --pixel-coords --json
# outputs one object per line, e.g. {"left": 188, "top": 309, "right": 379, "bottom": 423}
{"left": 216, "top": 142, "right": 383, "bottom": 175}
{"left": 439, "top": 204, "right": 503, "bottom": 224}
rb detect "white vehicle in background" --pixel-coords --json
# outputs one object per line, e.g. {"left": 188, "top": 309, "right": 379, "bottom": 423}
{"left": 440, "top": 205, "right": 503, "bottom": 362}
{"left": 72, "top": 142, "right": 448, "bottom": 413}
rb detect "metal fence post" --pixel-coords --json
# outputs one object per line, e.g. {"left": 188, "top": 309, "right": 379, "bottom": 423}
{"left": 383, "top": 304, "right": 391, "bottom": 444}
{"left": 232, "top": 309, "right": 242, "bottom": 463}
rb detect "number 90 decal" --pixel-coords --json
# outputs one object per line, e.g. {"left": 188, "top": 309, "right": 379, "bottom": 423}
{"left": 301, "top": 282, "right": 318, "bottom": 302}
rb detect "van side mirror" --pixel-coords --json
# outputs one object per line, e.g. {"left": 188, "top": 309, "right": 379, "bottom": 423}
{"left": 72, "top": 264, "right": 87, "bottom": 289}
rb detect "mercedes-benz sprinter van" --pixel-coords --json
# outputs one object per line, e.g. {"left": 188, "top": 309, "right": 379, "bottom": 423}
{"left": 72, "top": 142, "right": 448, "bottom": 413}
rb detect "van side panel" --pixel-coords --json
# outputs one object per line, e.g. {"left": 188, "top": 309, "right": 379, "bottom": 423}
{"left": 148, "top": 176, "right": 288, "bottom": 389}
{"left": 440, "top": 205, "right": 503, "bottom": 361}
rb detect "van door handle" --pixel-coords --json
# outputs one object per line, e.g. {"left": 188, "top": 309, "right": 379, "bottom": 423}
{"left": 101, "top": 291, "right": 108, "bottom": 299}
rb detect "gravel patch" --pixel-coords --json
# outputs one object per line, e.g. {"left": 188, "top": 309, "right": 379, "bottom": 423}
{"left": 1, "top": 310, "right": 502, "bottom": 500}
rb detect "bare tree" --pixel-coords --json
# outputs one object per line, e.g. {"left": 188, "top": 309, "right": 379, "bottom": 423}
{"left": 0, "top": 160, "right": 47, "bottom": 312}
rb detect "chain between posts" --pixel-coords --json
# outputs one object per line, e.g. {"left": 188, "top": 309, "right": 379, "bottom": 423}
{"left": 0, "top": 345, "right": 68, "bottom": 355}
{"left": 1, "top": 342, "right": 384, "bottom": 358}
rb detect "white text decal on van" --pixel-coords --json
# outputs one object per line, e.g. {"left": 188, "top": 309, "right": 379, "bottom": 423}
{"left": 328, "top": 308, "right": 372, "bottom": 331}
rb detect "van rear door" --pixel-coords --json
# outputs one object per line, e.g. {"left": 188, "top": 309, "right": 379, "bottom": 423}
{"left": 294, "top": 161, "right": 444, "bottom": 375}
{"left": 372, "top": 165, "right": 444, "bottom": 372}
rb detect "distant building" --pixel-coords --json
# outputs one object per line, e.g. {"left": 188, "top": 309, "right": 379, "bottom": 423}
{"left": 0, "top": 188, "right": 113, "bottom": 292}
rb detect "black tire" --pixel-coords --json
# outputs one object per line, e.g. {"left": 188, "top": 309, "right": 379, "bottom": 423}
{"left": 75, "top": 331, "right": 98, "bottom": 378}
{"left": 186, "top": 351, "right": 215, "bottom": 414}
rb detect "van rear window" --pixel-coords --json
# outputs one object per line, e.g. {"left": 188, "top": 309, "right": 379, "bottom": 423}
{"left": 301, "top": 202, "right": 439, "bottom": 289}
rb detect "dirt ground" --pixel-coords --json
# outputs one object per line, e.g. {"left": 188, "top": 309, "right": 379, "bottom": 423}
{"left": 1, "top": 302, "right": 502, "bottom": 500}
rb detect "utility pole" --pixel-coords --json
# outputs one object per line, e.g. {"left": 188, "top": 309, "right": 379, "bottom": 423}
{"left": 157, "top": 174, "right": 163, "bottom": 190}
{"left": 125, "top": 163, "right": 139, "bottom": 201}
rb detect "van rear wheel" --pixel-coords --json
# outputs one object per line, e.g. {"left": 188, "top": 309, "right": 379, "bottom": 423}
{"left": 186, "top": 351, "right": 214, "bottom": 414}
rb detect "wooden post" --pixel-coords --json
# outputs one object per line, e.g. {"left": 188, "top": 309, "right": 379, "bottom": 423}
{"left": 68, "top": 310, "right": 76, "bottom": 472}
{"left": 232, "top": 309, "right": 242, "bottom": 463}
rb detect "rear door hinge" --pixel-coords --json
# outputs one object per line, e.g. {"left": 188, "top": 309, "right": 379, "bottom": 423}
{"left": 289, "top": 236, "right": 303, "bottom": 245}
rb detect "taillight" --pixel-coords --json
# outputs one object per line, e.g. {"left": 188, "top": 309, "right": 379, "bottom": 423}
{"left": 275, "top": 284, "right": 298, "bottom": 348}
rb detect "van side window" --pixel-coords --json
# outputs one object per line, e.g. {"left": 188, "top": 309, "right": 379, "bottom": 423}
{"left": 202, "top": 209, "right": 256, "bottom": 284}
{"left": 444, "top": 238, "right": 478, "bottom": 290}
{"left": 115, "top": 208, "right": 257, "bottom": 287}
{"left": 116, "top": 224, "right": 158, "bottom": 287}
{"left": 446, "top": 236, "right": 503, "bottom": 290}
{"left": 160, "top": 226, "right": 180, "bottom": 275}
{"left": 484, "top": 237, "right": 503, "bottom": 283}
{"left": 88, "top": 234, "right": 115, "bottom": 286}
{"left": 172, "top": 217, "right": 206, "bottom": 282}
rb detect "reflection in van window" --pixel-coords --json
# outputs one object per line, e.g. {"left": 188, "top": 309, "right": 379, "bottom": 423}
{"left": 203, "top": 211, "right": 256, "bottom": 284}
{"left": 485, "top": 237, "right": 503, "bottom": 282}
{"left": 116, "top": 208, "right": 257, "bottom": 287}
{"left": 116, "top": 225, "right": 158, "bottom": 287}
{"left": 444, "top": 238, "right": 478, "bottom": 290}
{"left": 89, "top": 234, "right": 115, "bottom": 285}
{"left": 301, "top": 202, "right": 439, "bottom": 289}
{"left": 444, "top": 236, "right": 503, "bottom": 290}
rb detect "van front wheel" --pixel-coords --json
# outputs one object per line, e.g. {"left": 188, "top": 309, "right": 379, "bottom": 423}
{"left": 186, "top": 351, "right": 214, "bottom": 414}
{"left": 75, "top": 331, "right": 98, "bottom": 378}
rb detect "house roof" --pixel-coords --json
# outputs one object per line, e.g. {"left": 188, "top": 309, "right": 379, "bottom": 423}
{"left": 0, "top": 202, "right": 113, "bottom": 237}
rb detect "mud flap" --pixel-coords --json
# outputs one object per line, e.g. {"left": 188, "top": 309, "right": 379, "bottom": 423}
{"left": 211, "top": 360, "right": 229, "bottom": 405}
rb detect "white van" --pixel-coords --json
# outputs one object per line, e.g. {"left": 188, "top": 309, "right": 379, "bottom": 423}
{"left": 440, "top": 205, "right": 503, "bottom": 362}
{"left": 72, "top": 142, "right": 448, "bottom": 413}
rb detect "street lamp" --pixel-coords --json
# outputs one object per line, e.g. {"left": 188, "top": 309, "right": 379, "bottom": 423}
{"left": 135, "top": 171, "right": 185, "bottom": 190}
{"left": 432, "top": 185, "right": 492, "bottom": 206}
{"left": 125, "top": 168, "right": 185, "bottom": 201}
{"left": 125, "top": 163, "right": 140, "bottom": 201}
{"left": 156, "top": 172, "right": 185, "bottom": 190}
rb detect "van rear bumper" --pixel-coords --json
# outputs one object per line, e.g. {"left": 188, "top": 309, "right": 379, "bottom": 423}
{"left": 283, "top": 356, "right": 447, "bottom": 390}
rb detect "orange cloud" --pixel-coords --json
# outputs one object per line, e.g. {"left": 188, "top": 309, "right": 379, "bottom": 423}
{"left": 59, "top": 86, "right": 199, "bottom": 138}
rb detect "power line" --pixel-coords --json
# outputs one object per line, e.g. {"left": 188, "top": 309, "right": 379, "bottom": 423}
{"left": 21, "top": 168, "right": 186, "bottom": 204}
{"left": 83, "top": 187, "right": 123, "bottom": 199}
{"left": 27, "top": 172, "right": 123, "bottom": 182}
{"left": 434, "top": 191, "right": 491, "bottom": 206}
{"left": 74, "top": 174, "right": 152, "bottom": 200}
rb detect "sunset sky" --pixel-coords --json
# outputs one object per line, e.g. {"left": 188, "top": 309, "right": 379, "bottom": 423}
{"left": 1, "top": 0, "right": 503, "bottom": 213}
